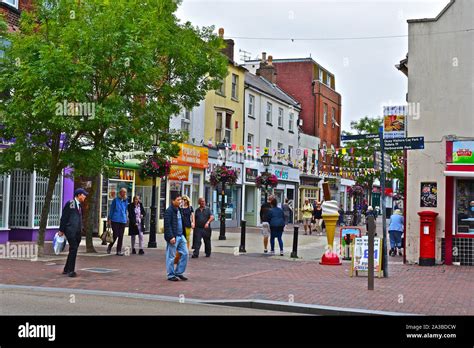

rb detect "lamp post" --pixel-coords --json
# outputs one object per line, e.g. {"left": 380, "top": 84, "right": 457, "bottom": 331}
{"left": 261, "top": 152, "right": 272, "bottom": 202}
{"left": 218, "top": 141, "right": 228, "bottom": 240}
{"left": 147, "top": 141, "right": 159, "bottom": 248}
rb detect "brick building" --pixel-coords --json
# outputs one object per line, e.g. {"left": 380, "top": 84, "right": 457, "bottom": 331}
{"left": 0, "top": 0, "right": 32, "bottom": 31}
{"left": 244, "top": 57, "right": 342, "bottom": 175}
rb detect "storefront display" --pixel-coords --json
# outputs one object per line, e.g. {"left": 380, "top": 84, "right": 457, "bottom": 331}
{"left": 456, "top": 179, "right": 474, "bottom": 234}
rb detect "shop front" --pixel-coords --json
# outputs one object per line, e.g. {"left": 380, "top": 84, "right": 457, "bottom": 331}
{"left": 339, "top": 178, "right": 355, "bottom": 212}
{"left": 99, "top": 165, "right": 137, "bottom": 236}
{"left": 206, "top": 156, "right": 243, "bottom": 229}
{"left": 443, "top": 140, "right": 474, "bottom": 265}
{"left": 299, "top": 175, "right": 321, "bottom": 222}
{"left": 243, "top": 162, "right": 259, "bottom": 226}
{"left": 271, "top": 164, "right": 299, "bottom": 223}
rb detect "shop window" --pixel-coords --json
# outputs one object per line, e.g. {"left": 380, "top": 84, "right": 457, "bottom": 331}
{"left": 456, "top": 179, "right": 474, "bottom": 234}
{"left": 34, "top": 174, "right": 62, "bottom": 227}
{"left": 0, "top": 175, "right": 6, "bottom": 228}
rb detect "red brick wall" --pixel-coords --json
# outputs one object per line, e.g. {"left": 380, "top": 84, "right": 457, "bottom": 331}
{"left": 0, "top": 0, "right": 34, "bottom": 30}
{"left": 273, "top": 61, "right": 316, "bottom": 135}
{"left": 273, "top": 60, "right": 342, "bottom": 171}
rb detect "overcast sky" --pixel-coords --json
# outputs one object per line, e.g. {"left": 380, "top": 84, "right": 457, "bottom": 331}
{"left": 176, "top": 0, "right": 449, "bottom": 131}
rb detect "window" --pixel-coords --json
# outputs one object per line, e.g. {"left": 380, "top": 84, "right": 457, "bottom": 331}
{"left": 278, "top": 142, "right": 283, "bottom": 153}
{"left": 181, "top": 109, "right": 191, "bottom": 133}
{"left": 266, "top": 139, "right": 272, "bottom": 153}
{"left": 247, "top": 133, "right": 254, "bottom": 149}
{"left": 319, "top": 69, "right": 323, "bottom": 81}
{"left": 326, "top": 74, "right": 332, "bottom": 87}
{"left": 456, "top": 179, "right": 474, "bottom": 234}
{"left": 323, "top": 143, "right": 327, "bottom": 163}
{"left": 323, "top": 104, "right": 328, "bottom": 125}
{"left": 288, "top": 145, "right": 293, "bottom": 161}
{"left": 216, "top": 78, "right": 225, "bottom": 96}
{"left": 248, "top": 94, "right": 255, "bottom": 117}
{"left": 266, "top": 102, "right": 272, "bottom": 124}
{"left": 332, "top": 107, "right": 336, "bottom": 128}
{"left": 278, "top": 108, "right": 284, "bottom": 128}
{"left": 289, "top": 113, "right": 294, "bottom": 132}
{"left": 215, "top": 112, "right": 232, "bottom": 143}
{"left": 330, "top": 144, "right": 335, "bottom": 164}
{"left": 2, "top": 0, "right": 18, "bottom": 9}
{"left": 231, "top": 74, "right": 238, "bottom": 100}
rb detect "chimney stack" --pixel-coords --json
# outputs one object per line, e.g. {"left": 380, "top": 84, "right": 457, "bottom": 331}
{"left": 218, "top": 27, "right": 235, "bottom": 62}
{"left": 256, "top": 53, "right": 277, "bottom": 84}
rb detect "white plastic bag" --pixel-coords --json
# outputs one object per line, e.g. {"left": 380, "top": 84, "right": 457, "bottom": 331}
{"left": 53, "top": 232, "right": 66, "bottom": 255}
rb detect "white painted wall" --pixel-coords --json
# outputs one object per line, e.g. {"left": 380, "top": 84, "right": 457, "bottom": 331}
{"left": 169, "top": 100, "right": 206, "bottom": 147}
{"left": 405, "top": 0, "right": 474, "bottom": 263}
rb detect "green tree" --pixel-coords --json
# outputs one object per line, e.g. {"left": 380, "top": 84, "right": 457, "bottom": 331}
{"left": 0, "top": 0, "right": 227, "bottom": 255}
{"left": 341, "top": 116, "right": 404, "bottom": 205}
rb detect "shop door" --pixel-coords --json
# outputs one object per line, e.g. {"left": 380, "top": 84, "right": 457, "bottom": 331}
{"left": 286, "top": 188, "right": 294, "bottom": 223}
{"left": 274, "top": 190, "right": 284, "bottom": 208}
{"left": 244, "top": 186, "right": 257, "bottom": 226}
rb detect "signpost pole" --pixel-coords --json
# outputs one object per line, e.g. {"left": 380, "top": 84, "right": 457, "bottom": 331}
{"left": 367, "top": 215, "right": 376, "bottom": 290}
{"left": 379, "top": 127, "right": 388, "bottom": 278}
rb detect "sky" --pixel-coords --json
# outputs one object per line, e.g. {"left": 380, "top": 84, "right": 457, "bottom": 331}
{"left": 175, "top": 0, "right": 449, "bottom": 131}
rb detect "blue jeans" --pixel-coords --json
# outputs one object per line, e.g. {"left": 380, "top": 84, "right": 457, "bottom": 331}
{"left": 389, "top": 230, "right": 402, "bottom": 249}
{"left": 270, "top": 226, "right": 284, "bottom": 252}
{"left": 166, "top": 235, "right": 188, "bottom": 279}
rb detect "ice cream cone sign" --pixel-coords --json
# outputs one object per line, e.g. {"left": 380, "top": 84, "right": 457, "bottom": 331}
{"left": 320, "top": 200, "right": 342, "bottom": 265}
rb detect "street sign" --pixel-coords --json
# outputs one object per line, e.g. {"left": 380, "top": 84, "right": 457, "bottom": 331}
{"left": 383, "top": 137, "right": 425, "bottom": 151}
{"left": 383, "top": 106, "right": 407, "bottom": 139}
{"left": 341, "top": 134, "right": 379, "bottom": 141}
{"left": 374, "top": 152, "right": 391, "bottom": 173}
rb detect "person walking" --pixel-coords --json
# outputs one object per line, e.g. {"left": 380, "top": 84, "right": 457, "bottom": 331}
{"left": 259, "top": 195, "right": 272, "bottom": 253}
{"left": 389, "top": 209, "right": 404, "bottom": 256}
{"left": 107, "top": 187, "right": 128, "bottom": 256}
{"left": 313, "top": 201, "right": 324, "bottom": 235}
{"left": 58, "top": 188, "right": 88, "bottom": 277}
{"left": 365, "top": 206, "right": 377, "bottom": 233}
{"left": 302, "top": 199, "right": 313, "bottom": 235}
{"left": 128, "top": 195, "right": 146, "bottom": 255}
{"left": 267, "top": 197, "right": 286, "bottom": 256}
{"left": 164, "top": 193, "right": 188, "bottom": 281}
{"left": 175, "top": 195, "right": 194, "bottom": 263}
{"left": 282, "top": 199, "right": 291, "bottom": 231}
{"left": 192, "top": 197, "right": 214, "bottom": 258}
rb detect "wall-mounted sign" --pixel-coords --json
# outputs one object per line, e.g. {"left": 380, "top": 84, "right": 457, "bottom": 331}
{"left": 169, "top": 165, "right": 190, "bottom": 182}
{"left": 171, "top": 143, "right": 208, "bottom": 169}
{"left": 420, "top": 182, "right": 437, "bottom": 208}
{"left": 245, "top": 168, "right": 258, "bottom": 183}
{"left": 452, "top": 141, "right": 474, "bottom": 164}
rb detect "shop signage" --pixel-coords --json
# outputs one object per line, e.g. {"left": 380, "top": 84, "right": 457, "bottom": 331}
{"left": 109, "top": 169, "right": 134, "bottom": 181}
{"left": 172, "top": 143, "right": 208, "bottom": 169}
{"left": 273, "top": 166, "right": 300, "bottom": 182}
{"left": 169, "top": 165, "right": 190, "bottom": 182}
{"left": 245, "top": 168, "right": 258, "bottom": 183}
{"left": 453, "top": 141, "right": 474, "bottom": 164}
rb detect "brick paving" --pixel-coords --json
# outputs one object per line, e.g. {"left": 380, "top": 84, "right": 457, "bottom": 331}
{"left": 0, "top": 238, "right": 473, "bottom": 315}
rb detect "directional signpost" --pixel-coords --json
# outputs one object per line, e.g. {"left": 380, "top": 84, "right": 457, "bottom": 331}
{"left": 383, "top": 137, "right": 425, "bottom": 151}
{"left": 341, "top": 134, "right": 379, "bottom": 141}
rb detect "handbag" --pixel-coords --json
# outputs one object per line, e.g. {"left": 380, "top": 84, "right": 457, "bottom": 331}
{"left": 53, "top": 232, "right": 66, "bottom": 255}
{"left": 101, "top": 226, "right": 114, "bottom": 244}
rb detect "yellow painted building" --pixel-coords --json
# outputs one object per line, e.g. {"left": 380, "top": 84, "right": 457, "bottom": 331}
{"left": 203, "top": 60, "right": 246, "bottom": 148}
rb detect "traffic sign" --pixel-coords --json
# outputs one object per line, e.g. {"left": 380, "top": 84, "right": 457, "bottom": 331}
{"left": 374, "top": 152, "right": 391, "bottom": 173}
{"left": 341, "top": 133, "right": 379, "bottom": 141}
{"left": 383, "top": 137, "right": 425, "bottom": 150}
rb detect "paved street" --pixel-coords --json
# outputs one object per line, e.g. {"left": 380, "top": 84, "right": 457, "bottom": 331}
{"left": 0, "top": 222, "right": 472, "bottom": 316}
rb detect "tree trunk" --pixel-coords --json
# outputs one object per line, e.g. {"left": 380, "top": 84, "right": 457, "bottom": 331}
{"left": 37, "top": 167, "right": 61, "bottom": 257}
{"left": 85, "top": 174, "right": 99, "bottom": 253}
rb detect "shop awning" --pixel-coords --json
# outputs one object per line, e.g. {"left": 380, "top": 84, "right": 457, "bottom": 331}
{"left": 444, "top": 164, "right": 474, "bottom": 177}
{"left": 108, "top": 162, "right": 141, "bottom": 170}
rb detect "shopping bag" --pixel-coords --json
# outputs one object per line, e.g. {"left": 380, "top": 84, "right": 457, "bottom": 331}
{"left": 101, "top": 226, "right": 114, "bottom": 244}
{"left": 53, "top": 232, "right": 66, "bottom": 255}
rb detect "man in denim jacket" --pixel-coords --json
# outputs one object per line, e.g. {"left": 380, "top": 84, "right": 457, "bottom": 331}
{"left": 164, "top": 192, "right": 188, "bottom": 281}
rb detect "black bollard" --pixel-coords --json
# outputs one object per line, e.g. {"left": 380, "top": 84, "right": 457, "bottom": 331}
{"left": 290, "top": 226, "right": 299, "bottom": 258}
{"left": 239, "top": 220, "right": 247, "bottom": 253}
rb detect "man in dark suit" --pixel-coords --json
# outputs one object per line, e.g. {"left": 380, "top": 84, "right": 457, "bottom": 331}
{"left": 58, "top": 188, "right": 88, "bottom": 277}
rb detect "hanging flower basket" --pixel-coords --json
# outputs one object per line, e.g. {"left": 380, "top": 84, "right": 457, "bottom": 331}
{"left": 210, "top": 164, "right": 239, "bottom": 187}
{"left": 348, "top": 184, "right": 365, "bottom": 197}
{"left": 139, "top": 155, "right": 171, "bottom": 179}
{"left": 255, "top": 172, "right": 278, "bottom": 190}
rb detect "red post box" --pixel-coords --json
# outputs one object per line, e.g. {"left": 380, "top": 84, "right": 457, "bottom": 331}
{"left": 417, "top": 211, "right": 439, "bottom": 266}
